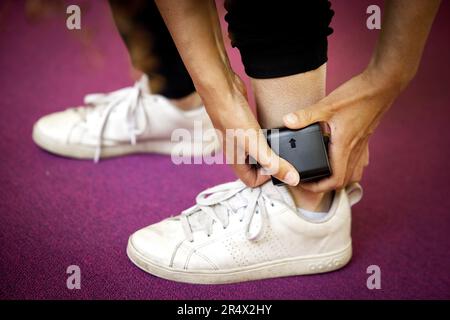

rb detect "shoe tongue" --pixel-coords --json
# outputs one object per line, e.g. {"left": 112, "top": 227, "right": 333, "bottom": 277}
{"left": 260, "top": 180, "right": 296, "bottom": 210}
{"left": 137, "top": 74, "right": 151, "bottom": 95}
{"left": 186, "top": 210, "right": 211, "bottom": 232}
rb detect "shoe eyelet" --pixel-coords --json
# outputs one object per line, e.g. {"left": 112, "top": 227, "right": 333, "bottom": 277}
{"left": 271, "top": 203, "right": 275, "bottom": 207}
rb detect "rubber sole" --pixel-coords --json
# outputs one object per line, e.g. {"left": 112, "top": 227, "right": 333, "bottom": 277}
{"left": 126, "top": 238, "right": 352, "bottom": 284}
{"left": 32, "top": 125, "right": 220, "bottom": 160}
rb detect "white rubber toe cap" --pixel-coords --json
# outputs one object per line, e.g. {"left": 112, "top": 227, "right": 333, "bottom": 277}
{"left": 33, "top": 109, "right": 83, "bottom": 144}
{"left": 128, "top": 218, "right": 186, "bottom": 267}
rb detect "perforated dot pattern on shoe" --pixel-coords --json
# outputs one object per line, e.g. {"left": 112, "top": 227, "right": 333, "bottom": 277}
{"left": 308, "top": 257, "right": 343, "bottom": 272}
{"left": 223, "top": 225, "right": 289, "bottom": 267}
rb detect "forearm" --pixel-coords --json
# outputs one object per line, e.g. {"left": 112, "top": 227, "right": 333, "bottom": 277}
{"left": 368, "top": 0, "right": 441, "bottom": 89}
{"left": 155, "top": 0, "right": 237, "bottom": 113}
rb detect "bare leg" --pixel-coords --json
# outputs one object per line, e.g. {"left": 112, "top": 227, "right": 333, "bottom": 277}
{"left": 110, "top": 0, "right": 201, "bottom": 111}
{"left": 169, "top": 92, "right": 203, "bottom": 110}
{"left": 252, "top": 64, "right": 332, "bottom": 212}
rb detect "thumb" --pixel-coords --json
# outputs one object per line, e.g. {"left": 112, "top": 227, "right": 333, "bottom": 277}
{"left": 283, "top": 102, "right": 330, "bottom": 129}
{"left": 257, "top": 147, "right": 300, "bottom": 187}
{"left": 246, "top": 128, "right": 300, "bottom": 187}
{"left": 271, "top": 156, "right": 300, "bottom": 187}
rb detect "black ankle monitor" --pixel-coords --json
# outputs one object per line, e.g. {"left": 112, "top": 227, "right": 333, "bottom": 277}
{"left": 266, "top": 123, "right": 331, "bottom": 186}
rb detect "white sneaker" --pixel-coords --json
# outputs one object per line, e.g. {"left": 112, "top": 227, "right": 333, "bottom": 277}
{"left": 32, "top": 75, "right": 219, "bottom": 161}
{"left": 127, "top": 180, "right": 363, "bottom": 284}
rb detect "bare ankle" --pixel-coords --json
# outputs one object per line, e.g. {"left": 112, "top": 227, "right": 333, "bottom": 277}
{"left": 169, "top": 92, "right": 202, "bottom": 111}
{"left": 287, "top": 186, "right": 333, "bottom": 212}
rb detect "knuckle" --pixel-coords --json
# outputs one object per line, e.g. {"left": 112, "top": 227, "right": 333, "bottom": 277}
{"left": 328, "top": 101, "right": 341, "bottom": 112}
{"left": 297, "top": 109, "right": 312, "bottom": 124}
{"left": 321, "top": 109, "right": 333, "bottom": 120}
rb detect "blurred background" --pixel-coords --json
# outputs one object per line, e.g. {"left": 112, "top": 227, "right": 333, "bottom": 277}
{"left": 0, "top": 0, "right": 449, "bottom": 299}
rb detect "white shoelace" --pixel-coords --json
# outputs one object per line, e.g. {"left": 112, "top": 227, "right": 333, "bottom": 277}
{"left": 83, "top": 81, "right": 148, "bottom": 162}
{"left": 180, "top": 180, "right": 274, "bottom": 242}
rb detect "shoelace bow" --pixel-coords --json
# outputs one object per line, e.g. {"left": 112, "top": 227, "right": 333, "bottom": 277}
{"left": 82, "top": 81, "right": 148, "bottom": 162}
{"left": 180, "top": 180, "right": 275, "bottom": 242}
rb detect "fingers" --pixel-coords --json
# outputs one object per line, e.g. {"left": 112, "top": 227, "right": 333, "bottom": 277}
{"left": 347, "top": 146, "right": 365, "bottom": 183}
{"left": 300, "top": 136, "right": 350, "bottom": 193}
{"left": 301, "top": 138, "right": 369, "bottom": 193}
{"left": 243, "top": 131, "right": 300, "bottom": 187}
{"left": 233, "top": 155, "right": 299, "bottom": 188}
{"left": 255, "top": 146, "right": 300, "bottom": 187}
{"left": 349, "top": 144, "right": 369, "bottom": 183}
{"left": 350, "top": 161, "right": 364, "bottom": 183}
{"left": 344, "top": 138, "right": 367, "bottom": 184}
{"left": 232, "top": 164, "right": 270, "bottom": 188}
{"left": 225, "top": 126, "right": 300, "bottom": 188}
{"left": 283, "top": 103, "right": 331, "bottom": 129}
{"left": 362, "top": 144, "right": 370, "bottom": 166}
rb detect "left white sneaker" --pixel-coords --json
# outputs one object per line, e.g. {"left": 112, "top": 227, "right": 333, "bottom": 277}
{"left": 32, "top": 75, "right": 219, "bottom": 162}
{"left": 127, "top": 180, "right": 363, "bottom": 284}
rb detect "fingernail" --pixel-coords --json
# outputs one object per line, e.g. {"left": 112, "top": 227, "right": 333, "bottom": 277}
{"left": 284, "top": 113, "right": 298, "bottom": 125}
{"left": 283, "top": 171, "right": 300, "bottom": 186}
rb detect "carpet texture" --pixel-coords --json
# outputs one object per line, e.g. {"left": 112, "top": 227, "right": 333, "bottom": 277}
{"left": 0, "top": 0, "right": 449, "bottom": 299}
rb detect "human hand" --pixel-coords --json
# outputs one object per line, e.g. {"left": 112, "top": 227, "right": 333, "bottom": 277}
{"left": 204, "top": 75, "right": 300, "bottom": 188}
{"left": 282, "top": 67, "right": 403, "bottom": 192}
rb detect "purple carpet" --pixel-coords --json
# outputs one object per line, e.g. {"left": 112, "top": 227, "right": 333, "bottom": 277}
{"left": 1, "top": 0, "right": 449, "bottom": 299}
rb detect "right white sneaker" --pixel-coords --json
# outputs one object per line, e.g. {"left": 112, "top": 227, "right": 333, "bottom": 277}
{"left": 32, "top": 75, "right": 220, "bottom": 161}
{"left": 127, "top": 180, "right": 363, "bottom": 284}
